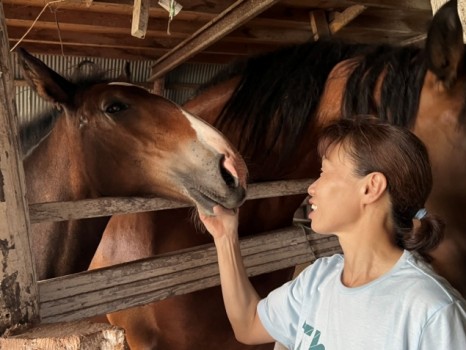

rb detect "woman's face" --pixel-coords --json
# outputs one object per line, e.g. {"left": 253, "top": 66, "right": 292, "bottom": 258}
{"left": 307, "top": 143, "right": 367, "bottom": 235}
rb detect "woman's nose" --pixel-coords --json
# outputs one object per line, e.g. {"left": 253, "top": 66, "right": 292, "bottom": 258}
{"left": 308, "top": 180, "right": 316, "bottom": 196}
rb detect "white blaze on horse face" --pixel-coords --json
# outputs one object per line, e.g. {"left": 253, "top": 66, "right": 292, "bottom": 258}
{"left": 182, "top": 110, "right": 247, "bottom": 187}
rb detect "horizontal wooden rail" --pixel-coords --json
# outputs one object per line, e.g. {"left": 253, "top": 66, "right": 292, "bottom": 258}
{"left": 29, "top": 179, "right": 312, "bottom": 224}
{"left": 38, "top": 226, "right": 341, "bottom": 323}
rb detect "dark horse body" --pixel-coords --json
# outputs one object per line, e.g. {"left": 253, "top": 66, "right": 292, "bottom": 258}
{"left": 19, "top": 49, "right": 246, "bottom": 280}
{"left": 90, "top": 1, "right": 466, "bottom": 349}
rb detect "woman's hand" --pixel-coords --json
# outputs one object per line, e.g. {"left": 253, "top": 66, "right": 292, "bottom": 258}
{"left": 199, "top": 205, "right": 239, "bottom": 240}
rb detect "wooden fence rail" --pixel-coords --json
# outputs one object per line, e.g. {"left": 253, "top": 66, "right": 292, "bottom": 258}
{"left": 39, "top": 227, "right": 340, "bottom": 323}
{"left": 29, "top": 179, "right": 311, "bottom": 223}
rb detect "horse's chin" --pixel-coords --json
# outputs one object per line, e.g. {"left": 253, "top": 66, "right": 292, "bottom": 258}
{"left": 186, "top": 187, "right": 243, "bottom": 216}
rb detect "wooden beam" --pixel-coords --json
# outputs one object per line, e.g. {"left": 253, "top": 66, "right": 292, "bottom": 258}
{"left": 29, "top": 179, "right": 311, "bottom": 223}
{"left": 281, "top": 0, "right": 431, "bottom": 12}
{"left": 0, "top": 2, "right": 39, "bottom": 334}
{"left": 131, "top": 0, "right": 150, "bottom": 38}
{"left": 148, "top": 0, "right": 280, "bottom": 81}
{"left": 309, "top": 10, "right": 330, "bottom": 41}
{"left": 400, "top": 33, "right": 427, "bottom": 46}
{"left": 152, "top": 77, "right": 165, "bottom": 95}
{"left": 329, "top": 4, "right": 367, "bottom": 34}
{"left": 38, "top": 227, "right": 341, "bottom": 323}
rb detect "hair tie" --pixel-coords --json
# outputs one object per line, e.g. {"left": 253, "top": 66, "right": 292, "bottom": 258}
{"left": 414, "top": 208, "right": 427, "bottom": 220}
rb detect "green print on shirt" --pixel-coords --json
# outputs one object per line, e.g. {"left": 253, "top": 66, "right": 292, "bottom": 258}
{"left": 297, "top": 321, "right": 325, "bottom": 350}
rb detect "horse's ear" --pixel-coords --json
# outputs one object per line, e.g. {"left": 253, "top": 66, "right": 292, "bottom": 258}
{"left": 425, "top": 0, "right": 464, "bottom": 88}
{"left": 116, "top": 62, "right": 132, "bottom": 82}
{"left": 18, "top": 48, "right": 76, "bottom": 106}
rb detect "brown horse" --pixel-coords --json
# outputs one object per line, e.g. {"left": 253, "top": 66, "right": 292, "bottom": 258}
{"left": 90, "top": 1, "right": 466, "bottom": 349}
{"left": 19, "top": 49, "right": 247, "bottom": 281}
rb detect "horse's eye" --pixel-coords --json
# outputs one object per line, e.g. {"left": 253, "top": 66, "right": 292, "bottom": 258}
{"left": 105, "top": 102, "right": 128, "bottom": 114}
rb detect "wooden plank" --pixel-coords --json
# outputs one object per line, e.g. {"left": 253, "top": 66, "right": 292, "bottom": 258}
{"left": 131, "top": 0, "right": 150, "bottom": 38}
{"left": 281, "top": 0, "right": 431, "bottom": 12}
{"left": 148, "top": 0, "right": 280, "bottom": 81}
{"left": 329, "top": 4, "right": 367, "bottom": 34}
{"left": 0, "top": 2, "right": 39, "bottom": 334}
{"left": 152, "top": 77, "right": 165, "bottom": 95}
{"left": 38, "top": 227, "right": 341, "bottom": 323}
{"left": 28, "top": 179, "right": 312, "bottom": 224}
{"left": 0, "top": 320, "right": 127, "bottom": 349}
{"left": 309, "top": 10, "right": 330, "bottom": 41}
{"left": 401, "top": 33, "right": 427, "bottom": 46}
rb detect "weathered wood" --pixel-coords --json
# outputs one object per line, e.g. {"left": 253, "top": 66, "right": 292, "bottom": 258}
{"left": 329, "top": 5, "right": 367, "bottom": 34}
{"left": 29, "top": 178, "right": 312, "bottom": 224}
{"left": 38, "top": 226, "right": 341, "bottom": 323}
{"left": 3, "top": 0, "right": 431, "bottom": 62}
{"left": 152, "top": 77, "right": 165, "bottom": 95}
{"left": 131, "top": 0, "right": 150, "bottom": 38}
{"left": 309, "top": 10, "right": 330, "bottom": 41}
{"left": 0, "top": 320, "right": 127, "bottom": 349}
{"left": 401, "top": 33, "right": 427, "bottom": 46}
{"left": 148, "top": 0, "right": 280, "bottom": 81}
{"left": 0, "top": 2, "right": 38, "bottom": 335}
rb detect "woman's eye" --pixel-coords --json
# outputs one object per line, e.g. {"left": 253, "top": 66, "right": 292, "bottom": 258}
{"left": 105, "top": 102, "right": 128, "bottom": 114}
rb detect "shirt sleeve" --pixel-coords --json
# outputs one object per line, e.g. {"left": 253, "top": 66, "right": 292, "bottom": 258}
{"left": 418, "top": 300, "right": 466, "bottom": 349}
{"left": 257, "top": 275, "right": 304, "bottom": 349}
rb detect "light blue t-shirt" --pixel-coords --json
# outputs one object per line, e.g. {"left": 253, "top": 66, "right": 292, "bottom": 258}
{"left": 257, "top": 250, "right": 466, "bottom": 350}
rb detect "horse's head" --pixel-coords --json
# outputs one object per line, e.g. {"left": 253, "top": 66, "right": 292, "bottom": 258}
{"left": 18, "top": 49, "right": 247, "bottom": 214}
{"left": 414, "top": 0, "right": 466, "bottom": 203}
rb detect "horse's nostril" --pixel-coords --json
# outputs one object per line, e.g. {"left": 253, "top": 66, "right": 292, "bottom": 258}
{"left": 219, "top": 155, "right": 239, "bottom": 188}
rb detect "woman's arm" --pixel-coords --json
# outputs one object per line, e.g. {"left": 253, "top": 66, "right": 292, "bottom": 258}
{"left": 200, "top": 206, "right": 275, "bottom": 345}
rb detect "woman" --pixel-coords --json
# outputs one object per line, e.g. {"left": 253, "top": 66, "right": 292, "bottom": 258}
{"left": 200, "top": 117, "right": 466, "bottom": 349}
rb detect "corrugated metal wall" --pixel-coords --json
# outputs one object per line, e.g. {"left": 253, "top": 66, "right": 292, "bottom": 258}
{"left": 12, "top": 52, "right": 226, "bottom": 125}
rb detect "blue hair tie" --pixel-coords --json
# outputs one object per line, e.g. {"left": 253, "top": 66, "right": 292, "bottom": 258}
{"left": 414, "top": 208, "right": 427, "bottom": 220}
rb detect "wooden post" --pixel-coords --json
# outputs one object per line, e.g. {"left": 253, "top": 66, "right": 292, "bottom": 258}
{"left": 0, "top": 2, "right": 39, "bottom": 335}
{"left": 152, "top": 77, "right": 165, "bottom": 95}
{"left": 309, "top": 10, "right": 330, "bottom": 41}
{"left": 132, "top": 0, "right": 150, "bottom": 39}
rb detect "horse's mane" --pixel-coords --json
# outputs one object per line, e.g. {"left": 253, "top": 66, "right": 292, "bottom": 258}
{"left": 20, "top": 68, "right": 119, "bottom": 157}
{"left": 202, "top": 40, "right": 427, "bottom": 169}
{"left": 343, "top": 44, "right": 426, "bottom": 128}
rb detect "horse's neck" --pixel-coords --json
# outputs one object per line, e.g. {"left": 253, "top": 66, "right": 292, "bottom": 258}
{"left": 184, "top": 77, "right": 240, "bottom": 125}
{"left": 24, "top": 117, "right": 108, "bottom": 279}
{"left": 414, "top": 72, "right": 466, "bottom": 228}
{"left": 24, "top": 117, "right": 92, "bottom": 203}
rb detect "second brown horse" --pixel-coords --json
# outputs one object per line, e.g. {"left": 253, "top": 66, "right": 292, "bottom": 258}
{"left": 90, "top": 1, "right": 466, "bottom": 349}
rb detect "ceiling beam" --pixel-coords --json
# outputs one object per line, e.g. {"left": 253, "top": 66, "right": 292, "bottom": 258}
{"left": 148, "top": 0, "right": 280, "bottom": 81}
{"left": 329, "top": 4, "right": 366, "bottom": 33}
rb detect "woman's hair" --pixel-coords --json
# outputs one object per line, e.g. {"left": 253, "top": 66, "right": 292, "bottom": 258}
{"left": 317, "top": 116, "right": 444, "bottom": 262}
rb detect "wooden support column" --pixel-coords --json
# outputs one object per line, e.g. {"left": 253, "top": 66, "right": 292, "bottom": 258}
{"left": 309, "top": 5, "right": 366, "bottom": 42}
{"left": 0, "top": 2, "right": 39, "bottom": 335}
{"left": 309, "top": 10, "right": 330, "bottom": 41}
{"left": 132, "top": 0, "right": 150, "bottom": 38}
{"left": 153, "top": 77, "right": 165, "bottom": 95}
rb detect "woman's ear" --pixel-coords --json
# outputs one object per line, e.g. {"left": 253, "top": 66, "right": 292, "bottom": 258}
{"left": 361, "top": 172, "right": 387, "bottom": 204}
